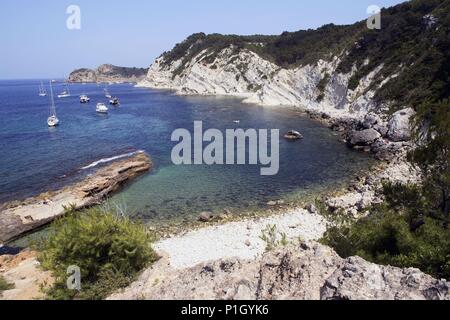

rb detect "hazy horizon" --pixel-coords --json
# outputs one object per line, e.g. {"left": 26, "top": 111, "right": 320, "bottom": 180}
{"left": 0, "top": 0, "right": 406, "bottom": 79}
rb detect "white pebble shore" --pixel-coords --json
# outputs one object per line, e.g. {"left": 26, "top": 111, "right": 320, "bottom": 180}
{"left": 155, "top": 209, "right": 327, "bottom": 269}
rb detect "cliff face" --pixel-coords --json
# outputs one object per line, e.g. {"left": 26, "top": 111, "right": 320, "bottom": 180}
{"left": 139, "top": 48, "right": 374, "bottom": 120}
{"left": 69, "top": 64, "right": 148, "bottom": 83}
{"left": 138, "top": 0, "right": 449, "bottom": 121}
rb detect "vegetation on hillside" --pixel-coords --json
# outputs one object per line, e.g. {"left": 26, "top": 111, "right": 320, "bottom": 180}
{"left": 322, "top": 98, "right": 450, "bottom": 279}
{"left": 37, "top": 208, "right": 158, "bottom": 300}
{"left": 339, "top": 0, "right": 450, "bottom": 110}
{"left": 161, "top": 0, "right": 449, "bottom": 110}
{"left": 0, "top": 275, "right": 14, "bottom": 293}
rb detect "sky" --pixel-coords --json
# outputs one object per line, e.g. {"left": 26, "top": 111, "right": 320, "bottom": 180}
{"left": 0, "top": 0, "right": 406, "bottom": 79}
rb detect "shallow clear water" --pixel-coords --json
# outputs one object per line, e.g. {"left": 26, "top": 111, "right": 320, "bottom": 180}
{"left": 0, "top": 80, "right": 372, "bottom": 224}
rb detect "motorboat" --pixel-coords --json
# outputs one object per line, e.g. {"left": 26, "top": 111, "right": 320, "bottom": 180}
{"left": 96, "top": 103, "right": 108, "bottom": 113}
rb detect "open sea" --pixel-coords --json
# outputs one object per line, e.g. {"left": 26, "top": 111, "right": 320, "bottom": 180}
{"left": 0, "top": 79, "right": 373, "bottom": 225}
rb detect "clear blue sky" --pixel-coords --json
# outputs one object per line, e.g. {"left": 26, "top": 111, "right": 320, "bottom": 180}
{"left": 0, "top": 0, "right": 406, "bottom": 79}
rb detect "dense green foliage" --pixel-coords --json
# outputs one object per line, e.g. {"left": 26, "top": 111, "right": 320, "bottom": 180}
{"left": 37, "top": 208, "right": 158, "bottom": 300}
{"left": 162, "top": 0, "right": 449, "bottom": 110}
{"left": 322, "top": 98, "right": 450, "bottom": 279}
{"left": 340, "top": 0, "right": 450, "bottom": 110}
{"left": 0, "top": 275, "right": 14, "bottom": 293}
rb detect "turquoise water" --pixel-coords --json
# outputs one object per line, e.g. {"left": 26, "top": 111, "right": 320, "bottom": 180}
{"left": 0, "top": 80, "right": 372, "bottom": 224}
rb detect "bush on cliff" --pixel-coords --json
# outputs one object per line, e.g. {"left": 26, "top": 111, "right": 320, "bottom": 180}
{"left": 37, "top": 208, "right": 158, "bottom": 300}
{"left": 0, "top": 275, "right": 14, "bottom": 293}
{"left": 322, "top": 98, "right": 450, "bottom": 279}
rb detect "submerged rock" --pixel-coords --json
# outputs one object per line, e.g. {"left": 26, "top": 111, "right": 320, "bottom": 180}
{"left": 198, "top": 212, "right": 214, "bottom": 223}
{"left": 321, "top": 256, "right": 449, "bottom": 300}
{"left": 284, "top": 130, "right": 303, "bottom": 141}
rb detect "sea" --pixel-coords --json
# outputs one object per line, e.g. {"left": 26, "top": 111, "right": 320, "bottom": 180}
{"left": 0, "top": 79, "right": 373, "bottom": 226}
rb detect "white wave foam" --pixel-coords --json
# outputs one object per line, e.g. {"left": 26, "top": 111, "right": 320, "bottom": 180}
{"left": 81, "top": 150, "right": 145, "bottom": 170}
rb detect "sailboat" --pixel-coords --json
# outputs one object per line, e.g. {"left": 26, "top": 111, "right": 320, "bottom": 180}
{"left": 38, "top": 81, "right": 47, "bottom": 97}
{"left": 47, "top": 81, "right": 60, "bottom": 127}
{"left": 104, "top": 86, "right": 112, "bottom": 99}
{"left": 58, "top": 83, "right": 71, "bottom": 98}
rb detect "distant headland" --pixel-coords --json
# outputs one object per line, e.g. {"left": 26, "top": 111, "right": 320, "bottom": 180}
{"left": 68, "top": 64, "right": 148, "bottom": 83}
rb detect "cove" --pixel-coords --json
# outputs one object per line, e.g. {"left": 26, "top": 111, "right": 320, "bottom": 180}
{"left": 0, "top": 80, "right": 374, "bottom": 226}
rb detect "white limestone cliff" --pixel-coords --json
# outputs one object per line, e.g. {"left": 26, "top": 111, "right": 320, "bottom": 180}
{"left": 138, "top": 45, "right": 392, "bottom": 121}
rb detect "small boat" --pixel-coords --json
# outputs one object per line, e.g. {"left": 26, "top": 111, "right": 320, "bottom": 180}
{"left": 233, "top": 120, "right": 240, "bottom": 124}
{"left": 58, "top": 84, "right": 71, "bottom": 98}
{"left": 38, "top": 81, "right": 47, "bottom": 97}
{"left": 47, "top": 81, "right": 60, "bottom": 127}
{"left": 104, "top": 87, "right": 112, "bottom": 99}
{"left": 96, "top": 103, "right": 108, "bottom": 113}
{"left": 284, "top": 130, "right": 303, "bottom": 141}
{"left": 80, "top": 95, "right": 90, "bottom": 103}
{"left": 109, "top": 97, "right": 120, "bottom": 106}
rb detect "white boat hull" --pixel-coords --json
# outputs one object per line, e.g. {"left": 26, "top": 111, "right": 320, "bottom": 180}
{"left": 47, "top": 116, "right": 60, "bottom": 127}
{"left": 96, "top": 103, "right": 108, "bottom": 113}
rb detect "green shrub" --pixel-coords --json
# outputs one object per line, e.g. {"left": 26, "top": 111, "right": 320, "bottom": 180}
{"left": 37, "top": 208, "right": 158, "bottom": 300}
{"left": 0, "top": 275, "right": 14, "bottom": 293}
{"left": 322, "top": 184, "right": 450, "bottom": 279}
{"left": 260, "top": 224, "right": 288, "bottom": 251}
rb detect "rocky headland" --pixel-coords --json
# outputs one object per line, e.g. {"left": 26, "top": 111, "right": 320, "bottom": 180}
{"left": 68, "top": 64, "right": 148, "bottom": 83}
{"left": 0, "top": 152, "right": 152, "bottom": 244}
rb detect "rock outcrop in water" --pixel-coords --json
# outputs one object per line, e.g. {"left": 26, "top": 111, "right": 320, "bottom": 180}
{"left": 110, "top": 243, "right": 449, "bottom": 300}
{"left": 0, "top": 152, "right": 152, "bottom": 243}
{"left": 68, "top": 64, "right": 148, "bottom": 83}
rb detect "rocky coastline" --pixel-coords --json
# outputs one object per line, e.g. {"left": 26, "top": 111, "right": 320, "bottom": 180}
{"left": 0, "top": 152, "right": 152, "bottom": 244}
{"left": 68, "top": 64, "right": 148, "bottom": 84}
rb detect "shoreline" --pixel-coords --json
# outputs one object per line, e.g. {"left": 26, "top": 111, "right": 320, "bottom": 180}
{"left": 0, "top": 100, "right": 422, "bottom": 300}
{"left": 0, "top": 152, "right": 153, "bottom": 244}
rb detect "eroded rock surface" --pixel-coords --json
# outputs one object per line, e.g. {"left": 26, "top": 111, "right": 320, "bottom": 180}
{"left": 110, "top": 243, "right": 449, "bottom": 301}
{"left": 0, "top": 152, "right": 152, "bottom": 243}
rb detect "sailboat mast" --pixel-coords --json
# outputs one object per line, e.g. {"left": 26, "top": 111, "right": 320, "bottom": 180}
{"left": 49, "top": 81, "right": 56, "bottom": 116}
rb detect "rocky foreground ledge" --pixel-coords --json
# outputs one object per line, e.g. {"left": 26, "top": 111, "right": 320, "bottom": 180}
{"left": 0, "top": 152, "right": 152, "bottom": 243}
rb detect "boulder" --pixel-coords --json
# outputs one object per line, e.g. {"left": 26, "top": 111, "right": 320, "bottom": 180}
{"left": 321, "top": 256, "right": 450, "bottom": 300}
{"left": 284, "top": 130, "right": 303, "bottom": 141}
{"left": 362, "top": 113, "right": 381, "bottom": 129}
{"left": 387, "top": 108, "right": 415, "bottom": 142}
{"left": 348, "top": 129, "right": 381, "bottom": 146}
{"left": 198, "top": 211, "right": 214, "bottom": 222}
